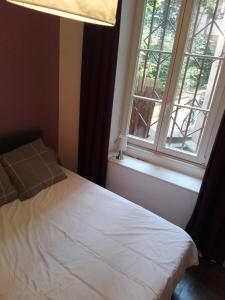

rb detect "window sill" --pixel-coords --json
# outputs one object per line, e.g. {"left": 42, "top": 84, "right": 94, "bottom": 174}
{"left": 108, "top": 153, "right": 202, "bottom": 193}
{"left": 127, "top": 144, "right": 205, "bottom": 179}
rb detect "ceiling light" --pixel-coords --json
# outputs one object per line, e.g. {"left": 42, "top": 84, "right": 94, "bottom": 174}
{"left": 6, "top": 0, "right": 118, "bottom": 26}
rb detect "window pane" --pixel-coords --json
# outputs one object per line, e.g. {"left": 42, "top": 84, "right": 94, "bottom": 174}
{"left": 129, "top": 99, "right": 161, "bottom": 143}
{"left": 166, "top": 106, "right": 208, "bottom": 154}
{"left": 135, "top": 51, "right": 172, "bottom": 99}
{"left": 164, "top": 0, "right": 225, "bottom": 156}
{"left": 129, "top": 0, "right": 182, "bottom": 143}
{"left": 189, "top": 0, "right": 225, "bottom": 58}
{"left": 141, "top": 0, "right": 181, "bottom": 52}
{"left": 174, "top": 56, "right": 223, "bottom": 109}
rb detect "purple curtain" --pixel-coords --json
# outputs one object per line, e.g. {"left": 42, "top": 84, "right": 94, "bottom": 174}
{"left": 78, "top": 1, "right": 121, "bottom": 187}
{"left": 186, "top": 110, "right": 225, "bottom": 264}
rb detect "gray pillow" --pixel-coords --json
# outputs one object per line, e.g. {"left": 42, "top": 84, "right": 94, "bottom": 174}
{"left": 1, "top": 139, "right": 67, "bottom": 200}
{"left": 0, "top": 163, "right": 18, "bottom": 206}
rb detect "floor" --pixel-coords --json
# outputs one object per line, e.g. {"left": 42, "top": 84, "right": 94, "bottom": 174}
{"left": 172, "top": 259, "right": 225, "bottom": 300}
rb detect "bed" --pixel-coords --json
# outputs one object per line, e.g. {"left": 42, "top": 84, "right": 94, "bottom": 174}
{"left": 0, "top": 128, "right": 198, "bottom": 300}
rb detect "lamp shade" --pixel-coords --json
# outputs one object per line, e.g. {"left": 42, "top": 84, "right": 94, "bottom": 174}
{"left": 6, "top": 0, "right": 118, "bottom": 26}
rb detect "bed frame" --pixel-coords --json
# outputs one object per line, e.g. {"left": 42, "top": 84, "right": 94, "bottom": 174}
{"left": 0, "top": 128, "right": 42, "bottom": 155}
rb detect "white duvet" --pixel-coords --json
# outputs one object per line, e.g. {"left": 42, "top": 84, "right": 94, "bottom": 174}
{"left": 0, "top": 169, "right": 198, "bottom": 300}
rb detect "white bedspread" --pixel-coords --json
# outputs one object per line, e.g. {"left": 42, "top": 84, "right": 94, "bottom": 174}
{"left": 0, "top": 169, "right": 198, "bottom": 300}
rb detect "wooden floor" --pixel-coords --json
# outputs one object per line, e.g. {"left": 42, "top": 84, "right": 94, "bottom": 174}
{"left": 172, "top": 258, "right": 225, "bottom": 300}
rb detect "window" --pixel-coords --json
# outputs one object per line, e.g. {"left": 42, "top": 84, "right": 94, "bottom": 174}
{"left": 126, "top": 0, "right": 225, "bottom": 165}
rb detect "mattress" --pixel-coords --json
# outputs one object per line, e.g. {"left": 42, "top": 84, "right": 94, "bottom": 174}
{"left": 0, "top": 169, "right": 198, "bottom": 300}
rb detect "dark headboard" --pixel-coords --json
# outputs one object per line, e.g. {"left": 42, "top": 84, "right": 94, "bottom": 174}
{"left": 0, "top": 128, "right": 42, "bottom": 155}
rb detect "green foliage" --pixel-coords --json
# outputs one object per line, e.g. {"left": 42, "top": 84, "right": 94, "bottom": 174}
{"left": 137, "top": 0, "right": 217, "bottom": 97}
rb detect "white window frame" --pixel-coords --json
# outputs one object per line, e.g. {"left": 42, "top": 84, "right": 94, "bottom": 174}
{"left": 121, "top": 0, "right": 225, "bottom": 168}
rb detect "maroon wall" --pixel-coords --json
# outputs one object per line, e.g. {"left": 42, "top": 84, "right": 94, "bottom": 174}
{"left": 0, "top": 1, "right": 59, "bottom": 151}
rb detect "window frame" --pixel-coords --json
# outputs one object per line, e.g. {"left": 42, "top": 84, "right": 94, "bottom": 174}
{"left": 122, "top": 0, "right": 225, "bottom": 167}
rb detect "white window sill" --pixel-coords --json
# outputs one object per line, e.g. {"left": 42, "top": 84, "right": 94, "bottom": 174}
{"left": 127, "top": 144, "right": 205, "bottom": 179}
{"left": 108, "top": 154, "right": 202, "bottom": 193}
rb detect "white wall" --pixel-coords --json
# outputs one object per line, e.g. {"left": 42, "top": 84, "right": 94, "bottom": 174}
{"left": 107, "top": 161, "right": 198, "bottom": 228}
{"left": 58, "top": 18, "right": 83, "bottom": 171}
{"left": 109, "top": 0, "right": 137, "bottom": 152}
